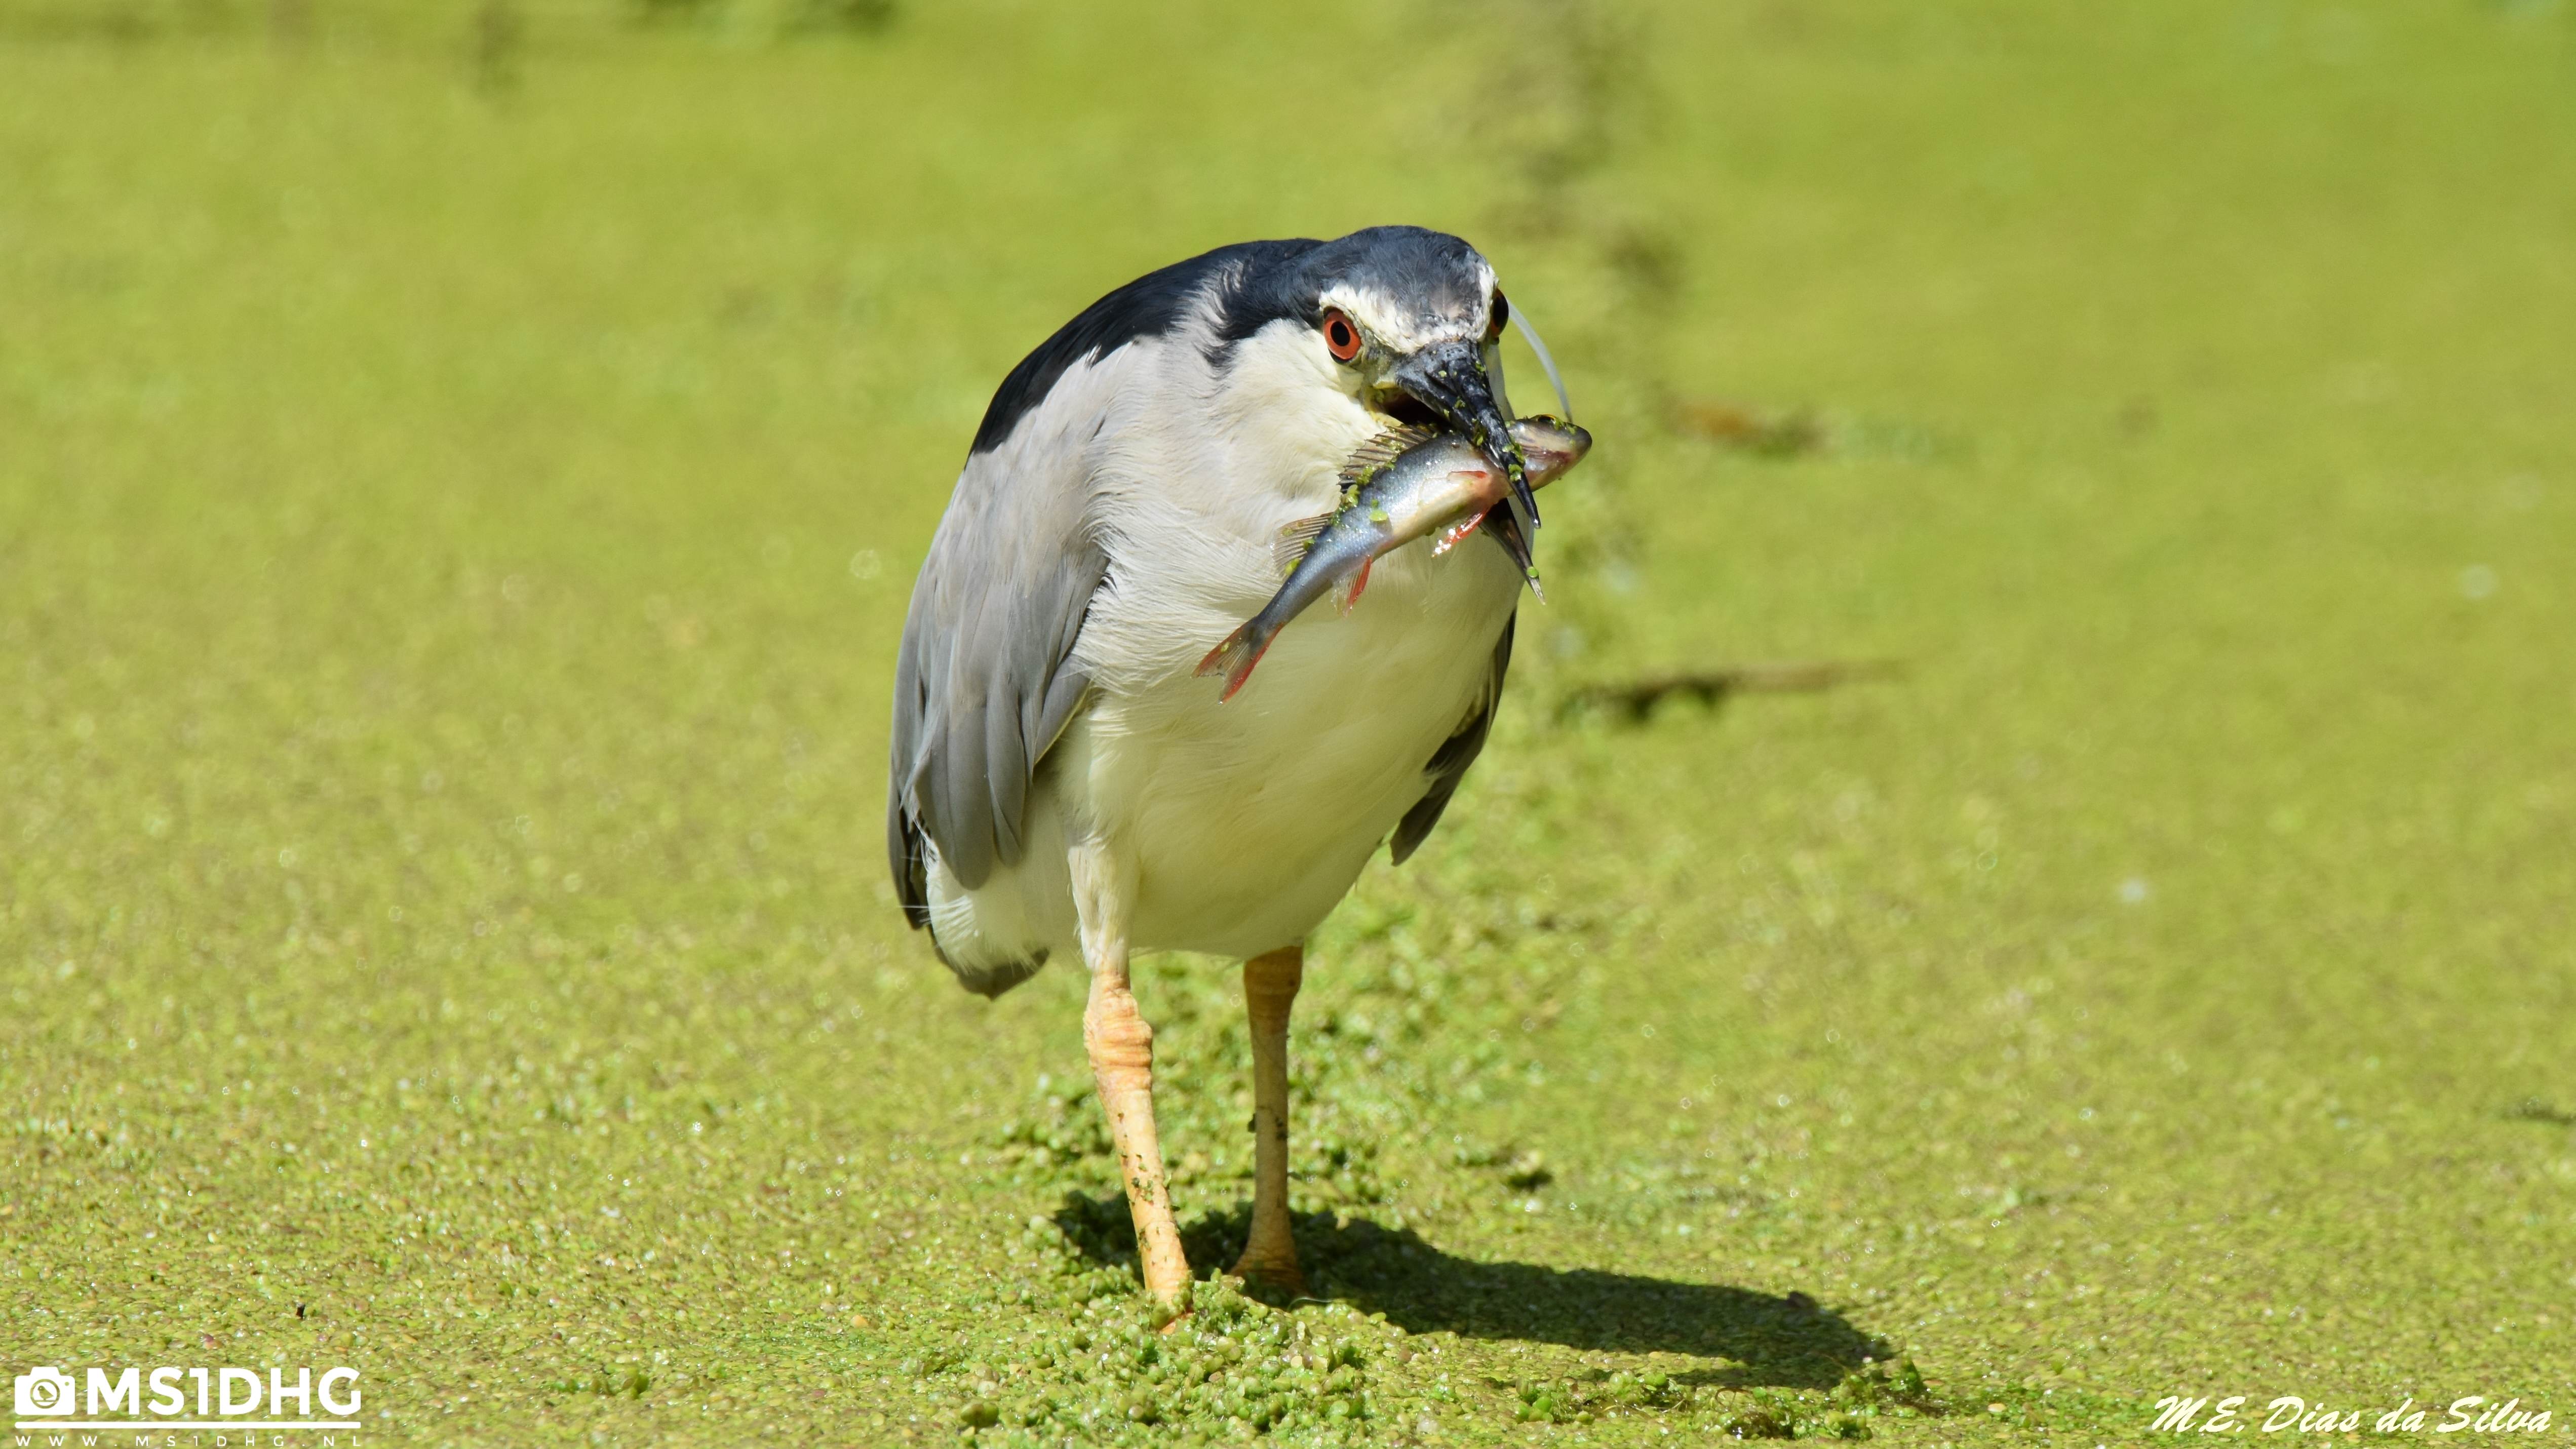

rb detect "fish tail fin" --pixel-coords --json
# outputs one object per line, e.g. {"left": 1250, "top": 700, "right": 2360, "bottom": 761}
{"left": 1272, "top": 513, "right": 1331, "bottom": 575}
{"left": 1333, "top": 557, "right": 1374, "bottom": 615}
{"left": 1197, "top": 620, "right": 1278, "bottom": 702}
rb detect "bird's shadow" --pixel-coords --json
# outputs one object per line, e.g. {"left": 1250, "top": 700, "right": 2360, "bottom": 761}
{"left": 1048, "top": 1191, "right": 1893, "bottom": 1389}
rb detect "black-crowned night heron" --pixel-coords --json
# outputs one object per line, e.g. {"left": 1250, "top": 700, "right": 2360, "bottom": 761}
{"left": 887, "top": 226, "right": 1583, "bottom": 1308}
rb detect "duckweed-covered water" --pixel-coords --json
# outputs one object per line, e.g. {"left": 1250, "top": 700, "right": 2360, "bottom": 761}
{"left": 6, "top": 1, "right": 2573, "bottom": 1443}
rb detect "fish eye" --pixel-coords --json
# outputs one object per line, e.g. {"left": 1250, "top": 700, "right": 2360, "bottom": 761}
{"left": 1320, "top": 309, "right": 1363, "bottom": 363}
{"left": 1487, "top": 290, "right": 1509, "bottom": 343}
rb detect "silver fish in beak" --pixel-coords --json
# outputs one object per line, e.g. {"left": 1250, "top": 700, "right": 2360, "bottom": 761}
{"left": 1196, "top": 416, "right": 1592, "bottom": 700}
{"left": 1386, "top": 336, "right": 1540, "bottom": 540}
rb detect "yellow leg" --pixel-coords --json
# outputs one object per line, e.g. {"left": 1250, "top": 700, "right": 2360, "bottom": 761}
{"left": 1073, "top": 841, "right": 1191, "bottom": 1308}
{"left": 1232, "top": 945, "right": 1308, "bottom": 1295}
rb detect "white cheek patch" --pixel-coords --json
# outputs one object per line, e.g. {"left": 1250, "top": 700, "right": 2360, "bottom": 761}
{"left": 1318, "top": 258, "right": 1497, "bottom": 355}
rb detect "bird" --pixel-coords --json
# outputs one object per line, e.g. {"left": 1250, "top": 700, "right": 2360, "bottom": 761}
{"left": 886, "top": 225, "right": 1581, "bottom": 1309}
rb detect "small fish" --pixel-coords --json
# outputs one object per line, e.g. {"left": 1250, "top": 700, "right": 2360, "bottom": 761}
{"left": 1197, "top": 415, "right": 1592, "bottom": 700}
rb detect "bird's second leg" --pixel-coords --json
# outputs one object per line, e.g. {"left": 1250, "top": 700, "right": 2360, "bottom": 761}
{"left": 1233, "top": 944, "right": 1308, "bottom": 1296}
{"left": 1072, "top": 839, "right": 1192, "bottom": 1309}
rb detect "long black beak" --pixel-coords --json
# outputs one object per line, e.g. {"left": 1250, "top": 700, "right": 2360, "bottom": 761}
{"left": 1479, "top": 498, "right": 1543, "bottom": 601}
{"left": 1389, "top": 338, "right": 1539, "bottom": 533}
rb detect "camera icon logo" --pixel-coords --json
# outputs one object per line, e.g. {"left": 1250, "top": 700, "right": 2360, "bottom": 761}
{"left": 14, "top": 1366, "right": 76, "bottom": 1417}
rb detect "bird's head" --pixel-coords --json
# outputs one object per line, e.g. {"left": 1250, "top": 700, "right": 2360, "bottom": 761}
{"left": 1267, "top": 227, "right": 1541, "bottom": 530}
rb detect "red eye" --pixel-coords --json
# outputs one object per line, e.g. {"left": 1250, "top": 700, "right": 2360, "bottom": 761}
{"left": 1321, "top": 309, "right": 1363, "bottom": 363}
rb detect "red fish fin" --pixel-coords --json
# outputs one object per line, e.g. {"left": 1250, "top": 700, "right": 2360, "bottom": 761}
{"left": 1334, "top": 558, "right": 1374, "bottom": 615}
{"left": 1218, "top": 634, "right": 1277, "bottom": 701}
{"left": 1200, "top": 622, "right": 1277, "bottom": 701}
{"left": 1435, "top": 512, "right": 1486, "bottom": 555}
{"left": 1196, "top": 624, "right": 1252, "bottom": 679}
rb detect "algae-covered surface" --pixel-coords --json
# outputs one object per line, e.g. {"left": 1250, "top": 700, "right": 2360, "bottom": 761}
{"left": 6, "top": 2, "right": 2574, "bottom": 1443}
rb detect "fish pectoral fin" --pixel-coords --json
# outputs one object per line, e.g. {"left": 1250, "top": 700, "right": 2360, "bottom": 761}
{"left": 1333, "top": 557, "right": 1374, "bottom": 615}
{"left": 1273, "top": 514, "right": 1332, "bottom": 575}
{"left": 1434, "top": 511, "right": 1486, "bottom": 555}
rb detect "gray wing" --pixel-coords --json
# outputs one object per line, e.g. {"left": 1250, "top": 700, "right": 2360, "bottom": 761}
{"left": 1390, "top": 611, "right": 1515, "bottom": 865}
{"left": 886, "top": 409, "right": 1109, "bottom": 928}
